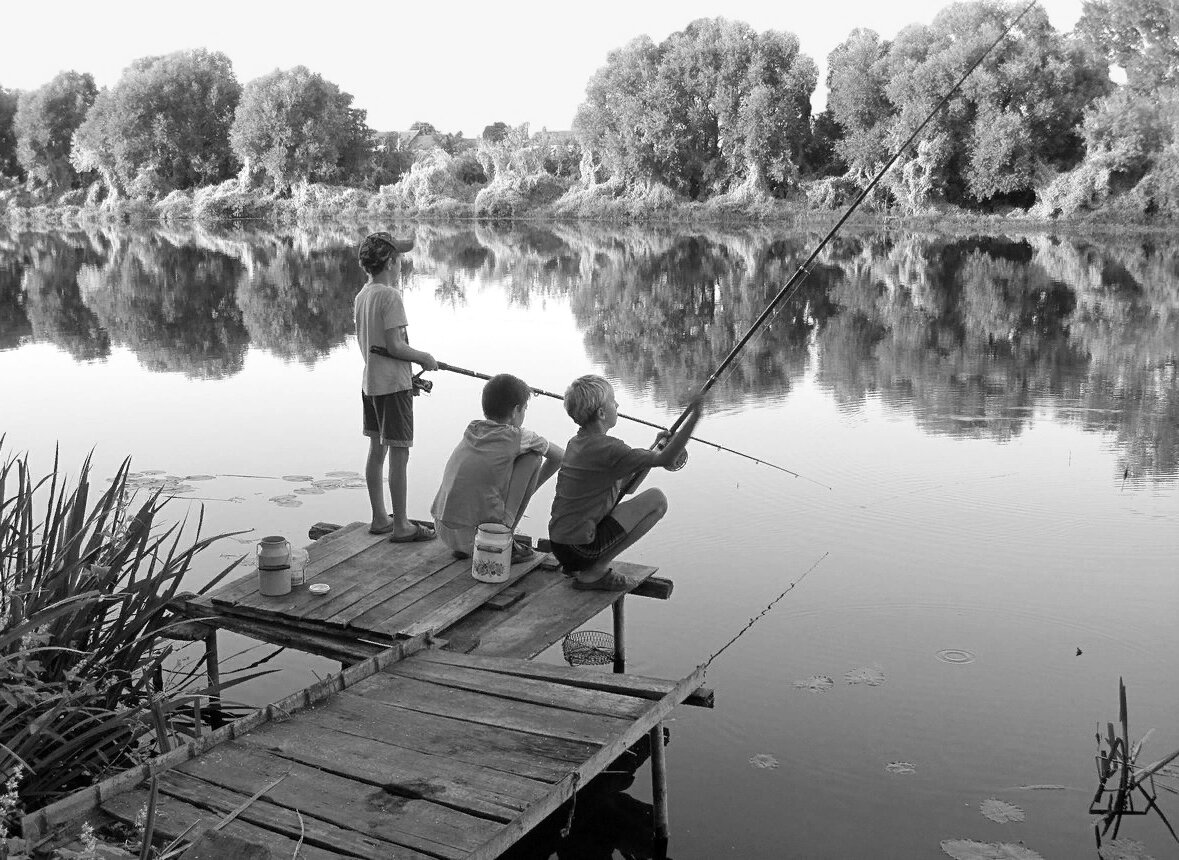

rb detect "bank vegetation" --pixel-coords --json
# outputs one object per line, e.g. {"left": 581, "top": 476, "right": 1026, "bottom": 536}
{"left": 0, "top": 0, "right": 1176, "bottom": 226}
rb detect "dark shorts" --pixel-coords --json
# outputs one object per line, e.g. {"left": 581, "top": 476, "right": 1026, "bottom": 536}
{"left": 549, "top": 516, "right": 627, "bottom": 572}
{"left": 362, "top": 390, "right": 413, "bottom": 447}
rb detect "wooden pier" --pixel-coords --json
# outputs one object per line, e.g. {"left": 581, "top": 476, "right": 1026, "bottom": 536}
{"left": 27, "top": 523, "right": 714, "bottom": 858}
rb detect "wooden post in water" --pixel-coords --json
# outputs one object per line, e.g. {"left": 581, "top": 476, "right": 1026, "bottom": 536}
{"left": 613, "top": 596, "right": 627, "bottom": 674}
{"left": 650, "top": 722, "right": 669, "bottom": 844}
{"left": 204, "top": 630, "right": 221, "bottom": 699}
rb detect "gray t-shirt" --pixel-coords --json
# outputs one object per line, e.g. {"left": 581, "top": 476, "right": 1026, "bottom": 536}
{"left": 548, "top": 429, "right": 654, "bottom": 544}
{"left": 353, "top": 282, "right": 410, "bottom": 395}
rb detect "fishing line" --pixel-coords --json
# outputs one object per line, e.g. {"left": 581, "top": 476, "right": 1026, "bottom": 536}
{"left": 704, "top": 551, "right": 829, "bottom": 670}
{"left": 658, "top": 0, "right": 1041, "bottom": 442}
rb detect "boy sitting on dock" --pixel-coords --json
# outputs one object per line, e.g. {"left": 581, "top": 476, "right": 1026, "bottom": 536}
{"left": 548, "top": 375, "right": 704, "bottom": 590}
{"left": 431, "top": 373, "right": 565, "bottom": 562}
{"left": 354, "top": 231, "right": 439, "bottom": 542}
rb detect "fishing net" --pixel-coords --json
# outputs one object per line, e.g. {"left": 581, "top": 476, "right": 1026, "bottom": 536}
{"left": 561, "top": 630, "right": 615, "bottom": 666}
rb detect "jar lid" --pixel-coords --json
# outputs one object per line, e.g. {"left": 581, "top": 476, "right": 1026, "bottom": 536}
{"left": 476, "top": 523, "right": 512, "bottom": 534}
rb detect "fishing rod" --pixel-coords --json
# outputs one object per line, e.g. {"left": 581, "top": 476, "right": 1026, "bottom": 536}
{"left": 389, "top": 353, "right": 830, "bottom": 489}
{"left": 657, "top": 0, "right": 1040, "bottom": 441}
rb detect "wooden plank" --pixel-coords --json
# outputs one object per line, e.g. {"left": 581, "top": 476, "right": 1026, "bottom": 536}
{"left": 180, "top": 611, "right": 381, "bottom": 663}
{"left": 236, "top": 720, "right": 547, "bottom": 822}
{"left": 231, "top": 537, "right": 450, "bottom": 619}
{"left": 385, "top": 657, "right": 650, "bottom": 720}
{"left": 414, "top": 649, "right": 715, "bottom": 708}
{"left": 308, "top": 549, "right": 464, "bottom": 627}
{"left": 156, "top": 770, "right": 430, "bottom": 860}
{"left": 101, "top": 788, "right": 345, "bottom": 860}
{"left": 465, "top": 662, "right": 708, "bottom": 860}
{"left": 344, "top": 672, "right": 631, "bottom": 747}
{"left": 297, "top": 541, "right": 455, "bottom": 624}
{"left": 455, "top": 563, "right": 656, "bottom": 658}
{"left": 379, "top": 555, "right": 544, "bottom": 637}
{"left": 345, "top": 563, "right": 473, "bottom": 631}
{"left": 297, "top": 691, "right": 596, "bottom": 782}
{"left": 176, "top": 741, "right": 497, "bottom": 859}
{"left": 631, "top": 575, "right": 674, "bottom": 600}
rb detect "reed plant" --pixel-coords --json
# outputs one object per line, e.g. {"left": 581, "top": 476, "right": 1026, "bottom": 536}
{"left": 0, "top": 440, "right": 241, "bottom": 834}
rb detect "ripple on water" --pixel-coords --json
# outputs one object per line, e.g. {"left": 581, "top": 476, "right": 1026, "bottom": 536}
{"left": 937, "top": 648, "right": 976, "bottom": 664}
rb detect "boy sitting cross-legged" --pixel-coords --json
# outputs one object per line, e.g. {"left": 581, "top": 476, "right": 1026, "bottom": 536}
{"left": 548, "top": 374, "right": 704, "bottom": 590}
{"left": 431, "top": 373, "right": 564, "bottom": 562}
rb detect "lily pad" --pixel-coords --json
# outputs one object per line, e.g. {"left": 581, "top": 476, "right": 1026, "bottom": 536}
{"left": 940, "top": 840, "right": 1043, "bottom": 860}
{"left": 793, "top": 675, "right": 834, "bottom": 693}
{"left": 325, "top": 470, "right": 361, "bottom": 478}
{"left": 185, "top": 474, "right": 216, "bottom": 481}
{"left": 140, "top": 469, "right": 165, "bottom": 476}
{"left": 1098, "top": 839, "right": 1157, "bottom": 860}
{"left": 311, "top": 478, "right": 344, "bottom": 489}
{"left": 1014, "top": 785, "right": 1070, "bottom": 791}
{"left": 343, "top": 479, "right": 368, "bottom": 489}
{"left": 282, "top": 474, "right": 314, "bottom": 482}
{"left": 748, "top": 753, "right": 779, "bottom": 770}
{"left": 164, "top": 484, "right": 196, "bottom": 495}
{"left": 885, "top": 761, "right": 916, "bottom": 775}
{"left": 269, "top": 495, "right": 303, "bottom": 508}
{"left": 980, "top": 798, "right": 1024, "bottom": 823}
{"left": 294, "top": 486, "right": 325, "bottom": 495}
{"left": 844, "top": 666, "right": 886, "bottom": 686}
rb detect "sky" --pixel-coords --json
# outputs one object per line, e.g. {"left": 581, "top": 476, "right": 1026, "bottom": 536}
{"left": 1, "top": 0, "right": 1086, "bottom": 134}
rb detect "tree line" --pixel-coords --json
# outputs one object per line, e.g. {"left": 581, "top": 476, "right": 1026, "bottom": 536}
{"left": 0, "top": 0, "right": 1175, "bottom": 219}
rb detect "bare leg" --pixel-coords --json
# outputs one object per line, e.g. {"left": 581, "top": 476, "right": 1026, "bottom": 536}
{"left": 386, "top": 445, "right": 416, "bottom": 538}
{"left": 575, "top": 488, "right": 667, "bottom": 585}
{"left": 505, "top": 453, "right": 544, "bottom": 529}
{"left": 366, "top": 437, "right": 391, "bottom": 530}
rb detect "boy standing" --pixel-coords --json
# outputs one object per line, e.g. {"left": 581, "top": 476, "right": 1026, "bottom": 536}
{"left": 354, "top": 231, "right": 438, "bottom": 542}
{"left": 548, "top": 375, "right": 704, "bottom": 590}
{"left": 431, "top": 374, "right": 564, "bottom": 561}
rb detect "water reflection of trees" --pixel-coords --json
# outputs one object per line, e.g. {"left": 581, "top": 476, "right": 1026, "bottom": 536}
{"left": 77, "top": 232, "right": 249, "bottom": 378}
{"left": 1, "top": 222, "right": 1175, "bottom": 479}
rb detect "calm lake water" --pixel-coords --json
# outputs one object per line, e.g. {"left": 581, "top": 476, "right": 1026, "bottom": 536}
{"left": 2, "top": 221, "right": 1177, "bottom": 858}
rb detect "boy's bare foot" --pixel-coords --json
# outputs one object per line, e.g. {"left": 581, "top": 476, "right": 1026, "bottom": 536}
{"left": 368, "top": 519, "right": 397, "bottom": 535}
{"left": 390, "top": 522, "right": 436, "bottom": 543}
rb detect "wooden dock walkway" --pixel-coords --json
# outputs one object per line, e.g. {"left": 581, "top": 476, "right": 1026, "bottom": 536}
{"left": 26, "top": 636, "right": 707, "bottom": 859}
{"left": 27, "top": 522, "right": 714, "bottom": 857}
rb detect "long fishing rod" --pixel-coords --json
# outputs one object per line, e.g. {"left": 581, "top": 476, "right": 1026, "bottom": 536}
{"left": 660, "top": 0, "right": 1039, "bottom": 440}
{"left": 426, "top": 358, "right": 831, "bottom": 490}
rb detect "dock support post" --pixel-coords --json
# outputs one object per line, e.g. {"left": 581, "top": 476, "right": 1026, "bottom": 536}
{"left": 612, "top": 596, "right": 626, "bottom": 674}
{"left": 650, "top": 722, "right": 669, "bottom": 846}
{"left": 204, "top": 630, "right": 221, "bottom": 697}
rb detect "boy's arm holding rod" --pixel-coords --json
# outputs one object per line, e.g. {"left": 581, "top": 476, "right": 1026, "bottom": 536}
{"left": 622, "top": 394, "right": 706, "bottom": 495}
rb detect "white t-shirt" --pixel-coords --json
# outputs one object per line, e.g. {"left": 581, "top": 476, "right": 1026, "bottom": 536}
{"left": 353, "top": 282, "right": 411, "bottom": 395}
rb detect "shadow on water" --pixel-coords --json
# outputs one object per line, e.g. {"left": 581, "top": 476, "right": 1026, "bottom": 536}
{"left": 1, "top": 221, "right": 1176, "bottom": 481}
{"left": 502, "top": 729, "right": 671, "bottom": 860}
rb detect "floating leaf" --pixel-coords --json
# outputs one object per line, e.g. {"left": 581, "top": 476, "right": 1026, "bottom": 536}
{"left": 294, "top": 486, "right": 325, "bottom": 495}
{"left": 940, "top": 840, "right": 1044, "bottom": 860}
{"left": 1014, "top": 785, "right": 1070, "bottom": 791}
{"left": 793, "top": 675, "right": 834, "bottom": 693}
{"left": 325, "top": 470, "right": 361, "bottom": 478}
{"left": 885, "top": 761, "right": 916, "bottom": 775}
{"left": 844, "top": 666, "right": 886, "bottom": 686}
{"left": 269, "top": 495, "right": 302, "bottom": 508}
{"left": 980, "top": 798, "right": 1024, "bottom": 823}
{"left": 282, "top": 474, "right": 313, "bottom": 482}
{"left": 748, "top": 753, "right": 779, "bottom": 770}
{"left": 1098, "top": 839, "right": 1157, "bottom": 860}
{"left": 311, "top": 478, "right": 344, "bottom": 489}
{"left": 140, "top": 469, "right": 165, "bottom": 475}
{"left": 343, "top": 479, "right": 367, "bottom": 489}
{"left": 164, "top": 484, "right": 196, "bottom": 495}
{"left": 185, "top": 474, "right": 215, "bottom": 481}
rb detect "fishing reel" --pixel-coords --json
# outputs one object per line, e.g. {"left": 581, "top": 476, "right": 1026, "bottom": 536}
{"left": 653, "top": 433, "right": 688, "bottom": 471}
{"left": 412, "top": 371, "right": 433, "bottom": 397}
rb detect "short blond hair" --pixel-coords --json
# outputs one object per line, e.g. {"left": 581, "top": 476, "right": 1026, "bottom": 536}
{"left": 564, "top": 374, "right": 613, "bottom": 426}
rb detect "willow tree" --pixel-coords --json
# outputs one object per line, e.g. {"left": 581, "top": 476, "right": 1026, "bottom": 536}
{"left": 71, "top": 49, "right": 241, "bottom": 199}
{"left": 14, "top": 70, "right": 96, "bottom": 189}
{"left": 229, "top": 66, "right": 370, "bottom": 191}
{"left": 574, "top": 18, "right": 817, "bottom": 199}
